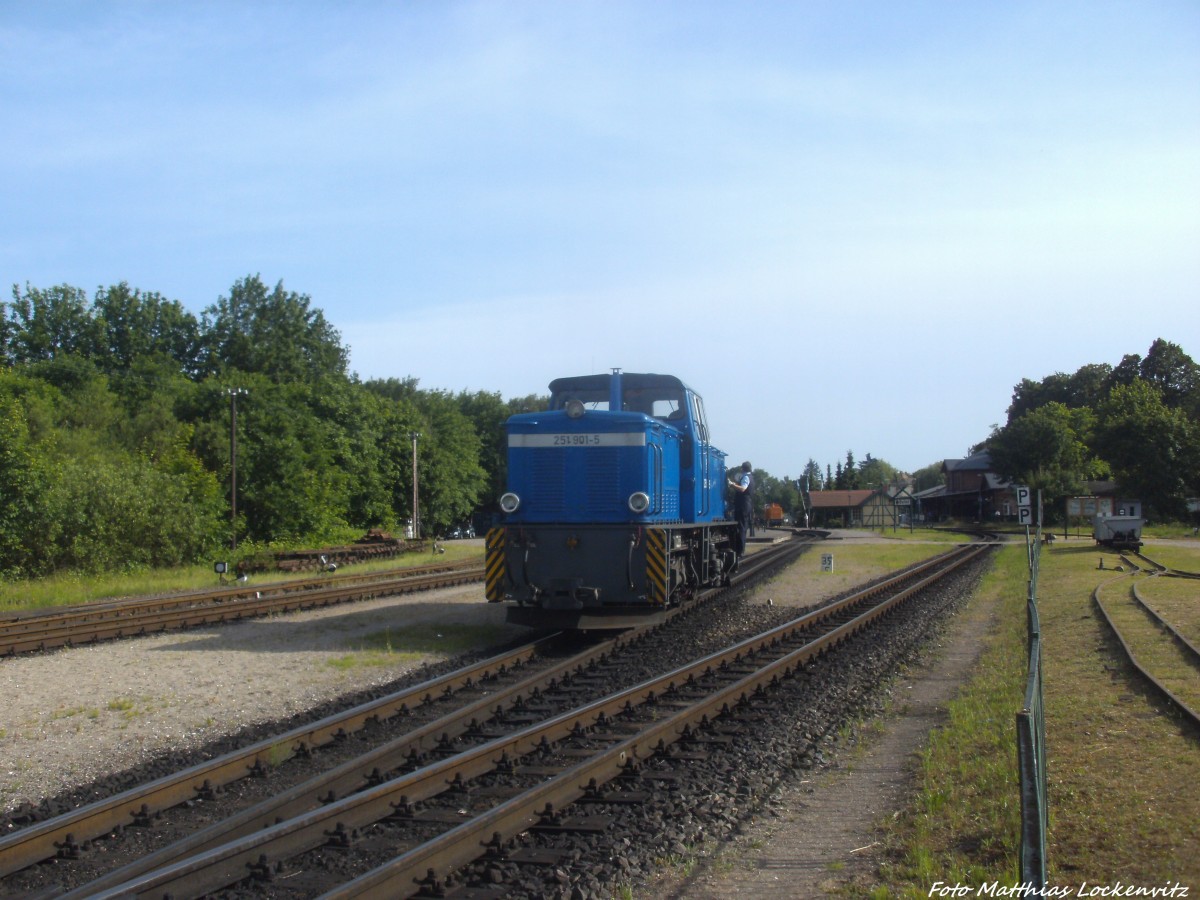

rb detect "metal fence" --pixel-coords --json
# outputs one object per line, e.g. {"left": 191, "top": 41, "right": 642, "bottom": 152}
{"left": 1017, "top": 502, "right": 1048, "bottom": 888}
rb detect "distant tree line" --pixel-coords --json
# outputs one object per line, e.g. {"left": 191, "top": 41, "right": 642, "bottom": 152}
{"left": 982, "top": 338, "right": 1200, "bottom": 521}
{"left": 754, "top": 339, "right": 1200, "bottom": 527}
{"left": 6, "top": 276, "right": 1193, "bottom": 579}
{"left": 0, "top": 277, "right": 543, "bottom": 579}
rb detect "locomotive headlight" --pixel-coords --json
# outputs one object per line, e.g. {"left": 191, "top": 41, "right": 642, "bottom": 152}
{"left": 565, "top": 398, "right": 585, "bottom": 419}
{"left": 499, "top": 492, "right": 521, "bottom": 514}
{"left": 628, "top": 491, "right": 651, "bottom": 514}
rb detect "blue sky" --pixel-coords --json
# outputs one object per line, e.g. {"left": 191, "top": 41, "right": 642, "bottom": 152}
{"left": 3, "top": 2, "right": 1198, "bottom": 479}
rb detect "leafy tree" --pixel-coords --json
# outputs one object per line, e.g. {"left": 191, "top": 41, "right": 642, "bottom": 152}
{"left": 92, "top": 282, "right": 204, "bottom": 377}
{"left": 4, "top": 284, "right": 102, "bottom": 362}
{"left": 1107, "top": 352, "right": 1142, "bottom": 390}
{"left": 857, "top": 453, "right": 898, "bottom": 490}
{"left": 1138, "top": 338, "right": 1199, "bottom": 415}
{"left": 1093, "top": 379, "right": 1199, "bottom": 519}
{"left": 1006, "top": 363, "right": 1113, "bottom": 423}
{"left": 912, "top": 461, "right": 945, "bottom": 493}
{"left": 456, "top": 389, "right": 514, "bottom": 510}
{"left": 109, "top": 357, "right": 198, "bottom": 460}
{"left": 201, "top": 276, "right": 348, "bottom": 382}
{"left": 987, "top": 402, "right": 1100, "bottom": 505}
{"left": 0, "top": 396, "right": 54, "bottom": 575}
{"left": 409, "top": 390, "right": 488, "bottom": 535}
{"left": 23, "top": 355, "right": 123, "bottom": 457}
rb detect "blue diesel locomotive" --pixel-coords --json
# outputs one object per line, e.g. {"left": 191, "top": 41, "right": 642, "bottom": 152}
{"left": 485, "top": 370, "right": 741, "bottom": 629}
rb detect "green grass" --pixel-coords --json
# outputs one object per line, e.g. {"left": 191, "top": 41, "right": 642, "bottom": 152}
{"left": 0, "top": 542, "right": 484, "bottom": 614}
{"left": 1143, "top": 522, "right": 1200, "bottom": 540}
{"left": 872, "top": 544, "right": 1027, "bottom": 896}
{"left": 1036, "top": 549, "right": 1200, "bottom": 882}
{"left": 1137, "top": 575, "right": 1200, "bottom": 646}
{"left": 1098, "top": 580, "right": 1200, "bottom": 713}
{"left": 326, "top": 622, "right": 504, "bottom": 670}
{"left": 1140, "top": 539, "right": 1200, "bottom": 573}
{"left": 862, "top": 527, "right": 973, "bottom": 543}
{"left": 872, "top": 541, "right": 1200, "bottom": 893}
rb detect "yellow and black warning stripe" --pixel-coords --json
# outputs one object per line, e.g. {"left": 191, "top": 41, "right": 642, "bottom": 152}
{"left": 485, "top": 527, "right": 507, "bottom": 602}
{"left": 645, "top": 527, "right": 668, "bottom": 605}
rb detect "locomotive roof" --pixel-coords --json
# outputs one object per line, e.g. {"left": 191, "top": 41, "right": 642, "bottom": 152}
{"left": 547, "top": 373, "right": 692, "bottom": 394}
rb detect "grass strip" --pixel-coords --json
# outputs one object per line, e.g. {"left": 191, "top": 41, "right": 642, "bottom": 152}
{"left": 1096, "top": 579, "right": 1200, "bottom": 718}
{"left": 874, "top": 541, "right": 1200, "bottom": 894}
{"left": 1137, "top": 577, "right": 1200, "bottom": 647}
{"left": 872, "top": 544, "right": 1027, "bottom": 896}
{"left": 0, "top": 543, "right": 483, "bottom": 614}
{"left": 1037, "top": 548, "right": 1200, "bottom": 883}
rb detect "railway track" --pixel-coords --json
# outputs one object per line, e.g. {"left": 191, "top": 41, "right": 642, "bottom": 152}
{"left": 0, "top": 538, "right": 991, "bottom": 898}
{"left": 0, "top": 541, "right": 799, "bottom": 886}
{"left": 0, "top": 558, "right": 484, "bottom": 657}
{"left": 1093, "top": 549, "right": 1200, "bottom": 729}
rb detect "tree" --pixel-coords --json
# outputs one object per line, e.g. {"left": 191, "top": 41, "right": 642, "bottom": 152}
{"left": 1007, "top": 363, "right": 1113, "bottom": 424}
{"left": 5, "top": 284, "right": 102, "bottom": 362}
{"left": 408, "top": 390, "right": 488, "bottom": 535}
{"left": 456, "top": 389, "right": 514, "bottom": 510}
{"left": 800, "top": 458, "right": 823, "bottom": 492}
{"left": 912, "top": 461, "right": 945, "bottom": 493}
{"left": 0, "top": 396, "right": 53, "bottom": 575}
{"left": 987, "top": 402, "right": 1100, "bottom": 506}
{"left": 201, "top": 276, "right": 348, "bottom": 382}
{"left": 858, "top": 453, "right": 899, "bottom": 490}
{"left": 92, "top": 282, "right": 204, "bottom": 377}
{"left": 1138, "top": 338, "right": 1199, "bottom": 415}
{"left": 1093, "top": 379, "right": 1199, "bottom": 519}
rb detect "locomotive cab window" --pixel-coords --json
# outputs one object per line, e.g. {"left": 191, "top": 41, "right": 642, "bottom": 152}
{"left": 550, "top": 391, "right": 610, "bottom": 412}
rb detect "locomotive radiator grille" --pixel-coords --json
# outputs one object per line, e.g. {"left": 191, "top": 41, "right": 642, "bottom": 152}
{"left": 484, "top": 527, "right": 508, "bottom": 602}
{"left": 646, "top": 528, "right": 668, "bottom": 605}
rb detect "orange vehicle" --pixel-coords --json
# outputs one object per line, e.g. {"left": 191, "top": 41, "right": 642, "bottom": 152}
{"left": 763, "top": 503, "right": 784, "bottom": 527}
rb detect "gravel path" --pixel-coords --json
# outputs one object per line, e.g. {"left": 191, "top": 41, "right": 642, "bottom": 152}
{"left": 0, "top": 580, "right": 524, "bottom": 816}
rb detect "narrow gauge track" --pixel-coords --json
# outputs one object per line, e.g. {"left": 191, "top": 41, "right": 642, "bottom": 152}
{"left": 0, "top": 558, "right": 484, "bottom": 657}
{"left": 1094, "top": 554, "right": 1200, "bottom": 729}
{"left": 0, "top": 538, "right": 803, "bottom": 888}
{"left": 6, "top": 540, "right": 988, "bottom": 899}
{"left": 1127, "top": 549, "right": 1200, "bottom": 579}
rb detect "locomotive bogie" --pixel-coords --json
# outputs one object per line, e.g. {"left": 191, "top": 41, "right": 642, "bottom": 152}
{"left": 486, "top": 520, "right": 740, "bottom": 630}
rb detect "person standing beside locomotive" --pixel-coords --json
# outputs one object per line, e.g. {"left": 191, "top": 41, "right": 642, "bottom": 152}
{"left": 728, "top": 461, "right": 754, "bottom": 554}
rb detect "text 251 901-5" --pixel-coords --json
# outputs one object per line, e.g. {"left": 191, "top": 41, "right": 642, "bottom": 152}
{"left": 553, "top": 434, "right": 603, "bottom": 446}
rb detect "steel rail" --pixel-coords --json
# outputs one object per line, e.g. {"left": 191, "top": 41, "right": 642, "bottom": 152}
{"left": 2, "top": 539, "right": 801, "bottom": 882}
{"left": 0, "top": 562, "right": 485, "bottom": 656}
{"left": 0, "top": 557, "right": 480, "bottom": 628}
{"left": 80, "top": 543, "right": 984, "bottom": 899}
{"left": 1131, "top": 580, "right": 1200, "bottom": 663}
{"left": 1092, "top": 581, "right": 1200, "bottom": 731}
{"left": 0, "top": 632, "right": 551, "bottom": 878}
{"left": 1129, "top": 550, "right": 1200, "bottom": 580}
{"left": 326, "top": 545, "right": 989, "bottom": 900}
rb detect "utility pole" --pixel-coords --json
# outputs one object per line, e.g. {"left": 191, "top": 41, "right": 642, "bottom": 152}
{"left": 228, "top": 388, "right": 247, "bottom": 551}
{"left": 410, "top": 431, "right": 421, "bottom": 540}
